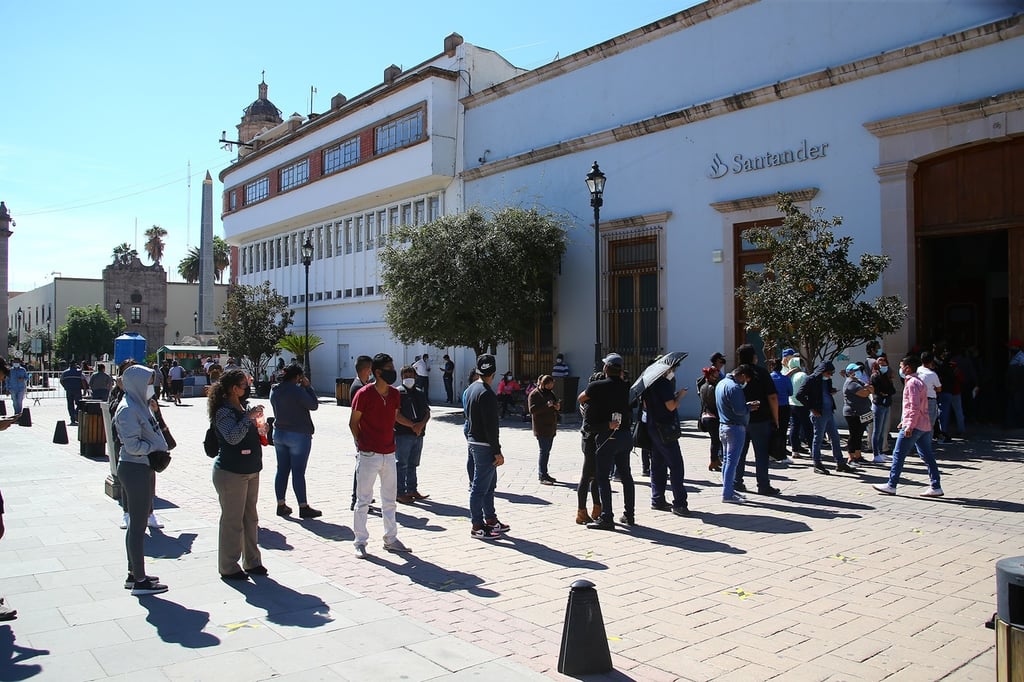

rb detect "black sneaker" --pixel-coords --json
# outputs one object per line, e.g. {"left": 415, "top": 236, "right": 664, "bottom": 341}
{"left": 757, "top": 486, "right": 781, "bottom": 496}
{"left": 276, "top": 504, "right": 292, "bottom": 517}
{"left": 812, "top": 464, "right": 831, "bottom": 475}
{"left": 245, "top": 565, "right": 269, "bottom": 576}
{"left": 650, "top": 501, "right": 672, "bottom": 511}
{"left": 734, "top": 482, "right": 747, "bottom": 493}
{"left": 539, "top": 474, "right": 556, "bottom": 485}
{"left": 671, "top": 506, "right": 691, "bottom": 517}
{"left": 131, "top": 578, "right": 168, "bottom": 596}
{"left": 299, "top": 506, "right": 322, "bottom": 518}
{"left": 485, "top": 519, "right": 511, "bottom": 533}
{"left": 470, "top": 525, "right": 499, "bottom": 540}
{"left": 586, "top": 518, "right": 615, "bottom": 530}
{"left": 617, "top": 514, "right": 636, "bottom": 526}
{"left": 124, "top": 574, "right": 160, "bottom": 589}
{"left": 221, "top": 571, "right": 249, "bottom": 581}
{"left": 836, "top": 462, "right": 857, "bottom": 474}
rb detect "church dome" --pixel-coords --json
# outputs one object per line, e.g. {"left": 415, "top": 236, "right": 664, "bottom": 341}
{"left": 241, "top": 80, "right": 282, "bottom": 126}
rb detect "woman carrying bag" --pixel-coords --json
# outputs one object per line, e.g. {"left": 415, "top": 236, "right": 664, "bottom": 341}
{"left": 529, "top": 374, "right": 561, "bottom": 485}
{"left": 114, "top": 365, "right": 169, "bottom": 596}
{"left": 209, "top": 369, "right": 267, "bottom": 581}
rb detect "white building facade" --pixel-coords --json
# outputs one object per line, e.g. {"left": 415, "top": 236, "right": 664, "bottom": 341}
{"left": 461, "top": 0, "right": 1024, "bottom": 413}
{"left": 220, "top": 34, "right": 524, "bottom": 395}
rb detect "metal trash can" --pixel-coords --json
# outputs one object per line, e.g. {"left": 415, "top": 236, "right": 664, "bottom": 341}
{"left": 78, "top": 399, "right": 106, "bottom": 457}
{"left": 996, "top": 556, "right": 1024, "bottom": 682}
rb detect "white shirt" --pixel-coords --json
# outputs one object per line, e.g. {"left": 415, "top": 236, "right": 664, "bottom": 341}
{"left": 916, "top": 366, "right": 941, "bottom": 399}
{"left": 169, "top": 365, "right": 186, "bottom": 380}
{"left": 413, "top": 358, "right": 430, "bottom": 377}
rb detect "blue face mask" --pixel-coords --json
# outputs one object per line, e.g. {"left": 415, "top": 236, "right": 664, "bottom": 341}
{"left": 879, "top": 365, "right": 889, "bottom": 374}
{"left": 898, "top": 369, "right": 906, "bottom": 379}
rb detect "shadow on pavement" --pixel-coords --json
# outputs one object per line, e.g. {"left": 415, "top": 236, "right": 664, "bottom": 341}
{"left": 494, "top": 491, "right": 552, "bottom": 505}
{"left": 259, "top": 527, "right": 295, "bottom": 550}
{"left": 145, "top": 530, "right": 198, "bottom": 559}
{"left": 0, "top": 625, "right": 47, "bottom": 680}
{"left": 225, "top": 577, "right": 332, "bottom": 628}
{"left": 926, "top": 496, "right": 1024, "bottom": 513}
{"left": 746, "top": 500, "right": 863, "bottom": 521}
{"left": 138, "top": 597, "right": 220, "bottom": 648}
{"left": 152, "top": 496, "right": 181, "bottom": 512}
{"left": 490, "top": 535, "right": 608, "bottom": 570}
{"left": 627, "top": 524, "right": 745, "bottom": 554}
{"left": 695, "top": 511, "right": 812, "bottom": 534}
{"left": 780, "top": 493, "right": 875, "bottom": 511}
{"left": 280, "top": 518, "right": 353, "bottom": 543}
{"left": 394, "top": 510, "right": 448, "bottom": 533}
{"left": 401, "top": 498, "right": 468, "bottom": 518}
{"left": 367, "top": 553, "right": 499, "bottom": 597}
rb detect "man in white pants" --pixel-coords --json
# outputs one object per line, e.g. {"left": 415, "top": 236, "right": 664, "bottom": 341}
{"left": 349, "top": 353, "right": 411, "bottom": 559}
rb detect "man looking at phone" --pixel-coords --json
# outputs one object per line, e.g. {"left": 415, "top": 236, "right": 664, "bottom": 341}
{"left": 578, "top": 353, "right": 634, "bottom": 529}
{"left": 716, "top": 365, "right": 757, "bottom": 503}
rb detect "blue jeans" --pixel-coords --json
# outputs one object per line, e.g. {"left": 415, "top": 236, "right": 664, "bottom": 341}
{"left": 536, "top": 435, "right": 554, "bottom": 478}
{"left": 886, "top": 428, "right": 941, "bottom": 490}
{"left": 468, "top": 443, "right": 497, "bottom": 526}
{"left": 646, "top": 422, "right": 687, "bottom": 509}
{"left": 593, "top": 431, "right": 634, "bottom": 521}
{"left": 273, "top": 429, "right": 312, "bottom": 504}
{"left": 10, "top": 389, "right": 25, "bottom": 414}
{"left": 810, "top": 411, "right": 844, "bottom": 465}
{"left": 871, "top": 403, "right": 890, "bottom": 455}
{"left": 719, "top": 424, "right": 746, "bottom": 499}
{"left": 737, "top": 419, "right": 772, "bottom": 490}
{"left": 936, "top": 393, "right": 952, "bottom": 433}
{"left": 789, "top": 405, "right": 812, "bottom": 450}
{"left": 395, "top": 434, "right": 424, "bottom": 496}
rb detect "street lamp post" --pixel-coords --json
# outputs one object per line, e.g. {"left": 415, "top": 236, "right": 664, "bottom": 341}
{"left": 114, "top": 299, "right": 122, "bottom": 327}
{"left": 16, "top": 307, "right": 23, "bottom": 358}
{"left": 301, "top": 237, "right": 314, "bottom": 380}
{"left": 47, "top": 311, "right": 52, "bottom": 369}
{"left": 194, "top": 311, "right": 198, "bottom": 336}
{"left": 585, "top": 161, "right": 607, "bottom": 371}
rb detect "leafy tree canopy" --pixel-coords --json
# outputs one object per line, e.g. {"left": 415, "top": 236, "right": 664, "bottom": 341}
{"left": 379, "top": 206, "right": 568, "bottom": 356}
{"left": 112, "top": 242, "right": 138, "bottom": 265}
{"left": 216, "top": 281, "right": 293, "bottom": 380}
{"left": 738, "top": 195, "right": 907, "bottom": 365}
{"left": 54, "top": 305, "right": 124, "bottom": 362}
{"left": 178, "top": 235, "right": 230, "bottom": 283}
{"left": 276, "top": 333, "right": 324, "bottom": 359}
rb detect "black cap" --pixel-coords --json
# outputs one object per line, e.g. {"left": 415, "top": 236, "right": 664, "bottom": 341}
{"left": 476, "top": 354, "right": 496, "bottom": 377}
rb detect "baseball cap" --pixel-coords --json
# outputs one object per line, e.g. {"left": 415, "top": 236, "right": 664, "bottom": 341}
{"left": 602, "top": 353, "right": 624, "bottom": 367}
{"left": 781, "top": 348, "right": 797, "bottom": 358}
{"left": 845, "top": 362, "right": 861, "bottom": 373}
{"left": 475, "top": 354, "right": 496, "bottom": 376}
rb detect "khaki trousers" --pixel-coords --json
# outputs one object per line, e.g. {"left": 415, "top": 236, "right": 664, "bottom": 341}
{"left": 212, "top": 467, "right": 262, "bottom": 575}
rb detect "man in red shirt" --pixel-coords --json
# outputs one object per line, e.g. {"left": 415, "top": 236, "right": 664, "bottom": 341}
{"left": 349, "top": 353, "right": 412, "bottom": 558}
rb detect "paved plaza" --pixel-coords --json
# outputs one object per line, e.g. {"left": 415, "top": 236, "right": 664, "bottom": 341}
{"left": 0, "top": 391, "right": 1020, "bottom": 681}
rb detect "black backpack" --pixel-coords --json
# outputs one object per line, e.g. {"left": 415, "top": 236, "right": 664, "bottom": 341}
{"left": 203, "top": 427, "right": 219, "bottom": 458}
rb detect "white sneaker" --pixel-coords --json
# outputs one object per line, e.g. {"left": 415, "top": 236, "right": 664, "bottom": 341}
{"left": 873, "top": 483, "right": 897, "bottom": 495}
{"left": 354, "top": 543, "right": 368, "bottom": 559}
{"left": 119, "top": 513, "right": 129, "bottom": 529}
{"left": 383, "top": 539, "right": 411, "bottom": 553}
{"left": 920, "top": 487, "right": 944, "bottom": 497}
{"left": 147, "top": 513, "right": 164, "bottom": 529}
{"left": 722, "top": 495, "right": 746, "bottom": 504}
{"left": 872, "top": 455, "right": 892, "bottom": 464}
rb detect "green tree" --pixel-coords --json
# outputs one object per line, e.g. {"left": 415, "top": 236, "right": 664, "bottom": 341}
{"left": 216, "top": 282, "right": 293, "bottom": 381}
{"left": 738, "top": 195, "right": 907, "bottom": 365}
{"left": 379, "top": 206, "right": 568, "bottom": 356}
{"left": 276, "top": 334, "right": 324, "bottom": 363}
{"left": 54, "top": 305, "right": 123, "bottom": 362}
{"left": 143, "top": 224, "right": 167, "bottom": 265}
{"left": 178, "top": 235, "right": 230, "bottom": 283}
{"left": 112, "top": 242, "right": 138, "bottom": 265}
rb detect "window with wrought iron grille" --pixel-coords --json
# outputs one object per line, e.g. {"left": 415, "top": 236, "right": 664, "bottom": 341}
{"left": 130, "top": 306, "right": 142, "bottom": 324}
{"left": 323, "top": 137, "right": 360, "bottom": 175}
{"left": 244, "top": 177, "right": 269, "bottom": 205}
{"left": 608, "top": 234, "right": 661, "bottom": 375}
{"left": 374, "top": 110, "right": 424, "bottom": 155}
{"left": 279, "top": 159, "right": 309, "bottom": 192}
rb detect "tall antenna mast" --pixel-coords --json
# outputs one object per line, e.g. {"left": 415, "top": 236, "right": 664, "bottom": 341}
{"left": 186, "top": 160, "right": 192, "bottom": 251}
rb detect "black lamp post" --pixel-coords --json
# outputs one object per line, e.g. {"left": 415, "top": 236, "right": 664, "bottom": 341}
{"left": 15, "top": 307, "right": 23, "bottom": 357}
{"left": 114, "top": 298, "right": 122, "bottom": 327}
{"left": 47, "top": 310, "right": 52, "bottom": 369}
{"left": 193, "top": 311, "right": 198, "bottom": 335}
{"left": 301, "top": 236, "right": 314, "bottom": 379}
{"left": 585, "top": 161, "right": 607, "bottom": 370}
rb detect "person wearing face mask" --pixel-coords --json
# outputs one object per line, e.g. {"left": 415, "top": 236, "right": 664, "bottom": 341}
{"left": 795, "top": 361, "right": 856, "bottom": 475}
{"left": 270, "top": 364, "right": 321, "bottom": 519}
{"left": 349, "top": 353, "right": 411, "bottom": 558}
{"left": 769, "top": 355, "right": 794, "bottom": 464}
{"left": 6, "top": 359, "right": 28, "bottom": 415}
{"left": 395, "top": 365, "right": 431, "bottom": 504}
{"left": 497, "top": 372, "right": 521, "bottom": 418}
{"left": 528, "top": 374, "right": 561, "bottom": 485}
{"left": 716, "top": 365, "right": 757, "bottom": 503}
{"left": 643, "top": 364, "right": 690, "bottom": 515}
{"left": 114, "top": 365, "right": 170, "bottom": 595}
{"left": 842, "top": 363, "right": 875, "bottom": 463}
{"left": 785, "top": 353, "right": 812, "bottom": 455}
{"left": 869, "top": 353, "right": 896, "bottom": 462}
{"left": 733, "top": 344, "right": 781, "bottom": 496}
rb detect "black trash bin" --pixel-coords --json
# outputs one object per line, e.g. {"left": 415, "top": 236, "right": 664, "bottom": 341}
{"left": 336, "top": 377, "right": 355, "bottom": 406}
{"left": 996, "top": 555, "right": 1024, "bottom": 681}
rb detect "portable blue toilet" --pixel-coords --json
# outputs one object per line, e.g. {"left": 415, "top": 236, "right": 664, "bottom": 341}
{"left": 114, "top": 332, "right": 147, "bottom": 368}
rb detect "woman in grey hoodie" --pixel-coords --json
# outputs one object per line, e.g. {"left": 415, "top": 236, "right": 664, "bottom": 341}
{"left": 114, "top": 365, "right": 169, "bottom": 595}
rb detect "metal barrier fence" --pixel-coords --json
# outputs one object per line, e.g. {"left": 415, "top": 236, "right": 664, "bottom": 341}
{"left": 3, "top": 371, "right": 78, "bottom": 405}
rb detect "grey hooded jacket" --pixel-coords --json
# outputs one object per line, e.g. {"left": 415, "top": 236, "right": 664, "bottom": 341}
{"left": 113, "top": 365, "right": 168, "bottom": 466}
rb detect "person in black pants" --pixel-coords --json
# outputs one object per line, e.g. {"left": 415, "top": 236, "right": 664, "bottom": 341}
{"left": 733, "top": 344, "right": 781, "bottom": 496}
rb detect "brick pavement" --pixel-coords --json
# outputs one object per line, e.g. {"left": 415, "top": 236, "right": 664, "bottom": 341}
{"left": 1, "top": 393, "right": 1020, "bottom": 681}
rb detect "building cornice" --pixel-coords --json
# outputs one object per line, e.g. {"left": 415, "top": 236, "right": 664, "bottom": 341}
{"left": 710, "top": 188, "right": 818, "bottom": 214}
{"left": 600, "top": 211, "right": 672, "bottom": 231}
{"left": 865, "top": 88, "right": 1024, "bottom": 137}
{"left": 461, "top": 0, "right": 756, "bottom": 109}
{"left": 462, "top": 14, "right": 1023, "bottom": 182}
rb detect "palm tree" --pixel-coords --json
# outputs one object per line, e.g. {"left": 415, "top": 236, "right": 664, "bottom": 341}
{"left": 276, "top": 333, "right": 325, "bottom": 359}
{"left": 177, "top": 236, "right": 231, "bottom": 283}
{"left": 112, "top": 242, "right": 138, "bottom": 265}
{"left": 144, "top": 225, "right": 167, "bottom": 265}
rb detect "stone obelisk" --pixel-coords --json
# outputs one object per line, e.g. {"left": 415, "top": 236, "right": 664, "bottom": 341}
{"left": 0, "top": 202, "right": 12, "bottom": 348}
{"left": 198, "top": 171, "right": 215, "bottom": 335}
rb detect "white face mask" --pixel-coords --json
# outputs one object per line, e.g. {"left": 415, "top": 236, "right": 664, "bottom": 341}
{"left": 402, "top": 378, "right": 416, "bottom": 389}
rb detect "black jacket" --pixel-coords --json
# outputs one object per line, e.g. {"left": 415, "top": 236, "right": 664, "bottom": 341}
{"left": 797, "top": 361, "right": 835, "bottom": 413}
{"left": 464, "top": 380, "right": 501, "bottom": 453}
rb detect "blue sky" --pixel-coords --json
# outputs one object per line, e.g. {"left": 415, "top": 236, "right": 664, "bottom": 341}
{"left": 2, "top": 0, "right": 698, "bottom": 293}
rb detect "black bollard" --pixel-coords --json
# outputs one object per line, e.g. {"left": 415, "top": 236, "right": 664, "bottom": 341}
{"left": 17, "top": 408, "right": 32, "bottom": 427}
{"left": 558, "top": 579, "right": 613, "bottom": 675}
{"left": 53, "top": 420, "right": 69, "bottom": 445}
{"left": 266, "top": 417, "right": 275, "bottom": 445}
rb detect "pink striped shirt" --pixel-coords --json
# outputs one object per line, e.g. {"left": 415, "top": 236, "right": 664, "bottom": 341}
{"left": 900, "top": 374, "right": 931, "bottom": 432}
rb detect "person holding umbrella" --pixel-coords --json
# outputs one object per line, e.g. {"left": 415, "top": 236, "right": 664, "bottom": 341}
{"left": 633, "top": 353, "right": 690, "bottom": 516}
